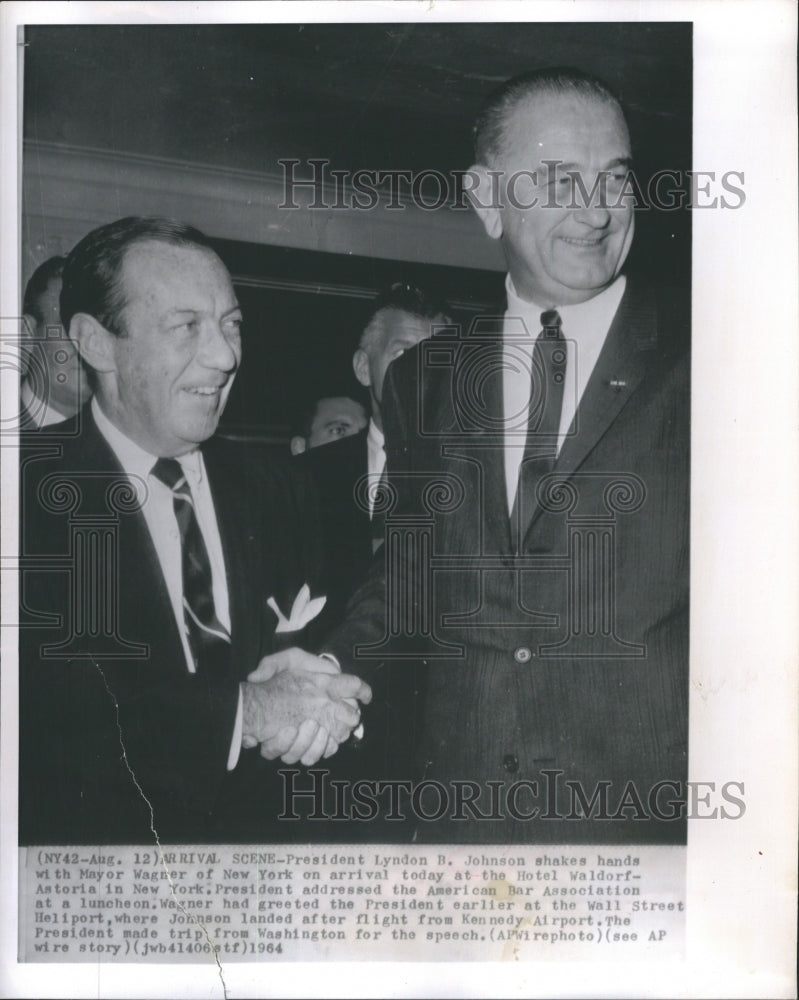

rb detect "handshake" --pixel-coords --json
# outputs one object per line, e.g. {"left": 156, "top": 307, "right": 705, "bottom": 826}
{"left": 241, "top": 647, "right": 371, "bottom": 767}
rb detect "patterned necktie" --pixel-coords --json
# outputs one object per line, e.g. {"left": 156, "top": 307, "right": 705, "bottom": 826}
{"left": 151, "top": 457, "right": 230, "bottom": 673}
{"left": 512, "top": 309, "right": 567, "bottom": 548}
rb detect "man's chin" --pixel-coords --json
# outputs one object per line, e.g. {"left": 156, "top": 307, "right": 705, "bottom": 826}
{"left": 552, "top": 264, "right": 621, "bottom": 299}
{"left": 173, "top": 415, "right": 224, "bottom": 450}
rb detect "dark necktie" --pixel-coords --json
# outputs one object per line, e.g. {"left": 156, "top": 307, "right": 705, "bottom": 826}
{"left": 512, "top": 309, "right": 567, "bottom": 548}
{"left": 151, "top": 457, "right": 230, "bottom": 673}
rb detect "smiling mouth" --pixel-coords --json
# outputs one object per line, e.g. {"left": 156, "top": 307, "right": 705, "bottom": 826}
{"left": 184, "top": 386, "right": 224, "bottom": 396}
{"left": 560, "top": 236, "right": 606, "bottom": 247}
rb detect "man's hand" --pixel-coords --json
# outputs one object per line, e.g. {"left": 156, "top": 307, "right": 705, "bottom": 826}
{"left": 246, "top": 646, "right": 340, "bottom": 684}
{"left": 241, "top": 657, "right": 371, "bottom": 766}
{"left": 242, "top": 647, "right": 352, "bottom": 764}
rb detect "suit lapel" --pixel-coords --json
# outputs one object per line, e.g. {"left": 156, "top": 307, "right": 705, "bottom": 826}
{"left": 479, "top": 335, "right": 515, "bottom": 554}
{"left": 77, "top": 410, "right": 183, "bottom": 663}
{"left": 349, "top": 429, "right": 371, "bottom": 537}
{"left": 203, "top": 444, "right": 262, "bottom": 677}
{"left": 436, "top": 313, "right": 512, "bottom": 555}
{"left": 520, "top": 281, "right": 658, "bottom": 542}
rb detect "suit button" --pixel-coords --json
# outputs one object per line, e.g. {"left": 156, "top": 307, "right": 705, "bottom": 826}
{"left": 514, "top": 646, "right": 532, "bottom": 664}
{"left": 502, "top": 754, "right": 519, "bottom": 773}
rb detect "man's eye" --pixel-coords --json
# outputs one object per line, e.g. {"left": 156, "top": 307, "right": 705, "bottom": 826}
{"left": 172, "top": 320, "right": 197, "bottom": 334}
{"left": 330, "top": 424, "right": 347, "bottom": 437}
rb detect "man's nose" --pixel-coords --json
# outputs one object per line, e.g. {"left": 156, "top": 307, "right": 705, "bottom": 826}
{"left": 574, "top": 204, "right": 612, "bottom": 228}
{"left": 199, "top": 322, "right": 239, "bottom": 371}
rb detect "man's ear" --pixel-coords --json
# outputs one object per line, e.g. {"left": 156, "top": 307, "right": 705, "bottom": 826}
{"left": 289, "top": 436, "right": 306, "bottom": 456}
{"left": 465, "top": 164, "right": 503, "bottom": 241}
{"left": 69, "top": 313, "right": 116, "bottom": 374}
{"left": 352, "top": 348, "right": 371, "bottom": 389}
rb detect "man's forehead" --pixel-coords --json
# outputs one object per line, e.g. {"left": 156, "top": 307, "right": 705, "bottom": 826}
{"left": 314, "top": 397, "right": 365, "bottom": 424}
{"left": 122, "top": 239, "right": 223, "bottom": 276}
{"left": 120, "top": 240, "right": 231, "bottom": 300}
{"left": 379, "top": 308, "right": 439, "bottom": 346}
{"left": 501, "top": 93, "right": 630, "bottom": 161}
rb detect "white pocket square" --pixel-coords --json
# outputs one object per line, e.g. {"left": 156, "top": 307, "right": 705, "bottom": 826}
{"left": 267, "top": 584, "right": 327, "bottom": 633}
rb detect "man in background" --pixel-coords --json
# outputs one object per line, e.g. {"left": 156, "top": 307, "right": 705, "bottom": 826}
{"left": 19, "top": 216, "right": 370, "bottom": 844}
{"left": 295, "top": 284, "right": 450, "bottom": 822}
{"left": 289, "top": 392, "right": 367, "bottom": 455}
{"left": 19, "top": 256, "right": 91, "bottom": 428}
{"left": 299, "top": 283, "right": 451, "bottom": 623}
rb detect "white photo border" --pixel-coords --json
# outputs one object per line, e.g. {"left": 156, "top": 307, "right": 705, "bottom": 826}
{"left": 1, "top": 2, "right": 796, "bottom": 998}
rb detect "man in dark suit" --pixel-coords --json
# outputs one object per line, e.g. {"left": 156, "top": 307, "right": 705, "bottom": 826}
{"left": 288, "top": 282, "right": 449, "bottom": 842}
{"left": 290, "top": 287, "right": 449, "bottom": 835}
{"left": 324, "top": 68, "right": 689, "bottom": 844}
{"left": 299, "top": 284, "right": 450, "bottom": 625}
{"left": 18, "top": 216, "right": 370, "bottom": 845}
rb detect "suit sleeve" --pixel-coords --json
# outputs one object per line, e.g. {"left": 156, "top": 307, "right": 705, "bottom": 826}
{"left": 322, "top": 351, "right": 413, "bottom": 669}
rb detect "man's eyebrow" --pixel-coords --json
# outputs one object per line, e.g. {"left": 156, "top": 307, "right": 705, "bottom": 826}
{"left": 163, "top": 304, "right": 242, "bottom": 318}
{"left": 557, "top": 156, "right": 633, "bottom": 173}
{"left": 164, "top": 308, "right": 198, "bottom": 317}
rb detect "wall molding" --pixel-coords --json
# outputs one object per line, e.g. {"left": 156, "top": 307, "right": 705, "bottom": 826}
{"left": 22, "top": 141, "right": 504, "bottom": 272}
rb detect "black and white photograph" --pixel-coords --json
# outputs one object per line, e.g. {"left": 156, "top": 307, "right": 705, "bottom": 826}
{"left": 1, "top": 2, "right": 796, "bottom": 997}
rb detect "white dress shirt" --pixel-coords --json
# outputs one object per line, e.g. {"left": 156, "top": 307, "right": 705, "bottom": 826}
{"left": 502, "top": 275, "right": 626, "bottom": 512}
{"left": 91, "top": 398, "right": 242, "bottom": 767}
{"left": 365, "top": 418, "right": 386, "bottom": 518}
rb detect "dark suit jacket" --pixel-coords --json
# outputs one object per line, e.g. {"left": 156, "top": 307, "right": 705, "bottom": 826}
{"left": 328, "top": 281, "right": 690, "bottom": 844}
{"left": 296, "top": 428, "right": 373, "bottom": 627}
{"left": 18, "top": 408, "right": 325, "bottom": 844}
{"left": 296, "top": 430, "right": 424, "bottom": 840}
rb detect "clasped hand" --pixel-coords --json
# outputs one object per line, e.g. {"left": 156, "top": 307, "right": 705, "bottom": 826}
{"left": 241, "top": 647, "right": 370, "bottom": 766}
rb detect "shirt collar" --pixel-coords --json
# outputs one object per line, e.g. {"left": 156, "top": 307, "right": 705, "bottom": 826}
{"left": 367, "top": 417, "right": 384, "bottom": 450}
{"left": 505, "top": 273, "right": 626, "bottom": 343}
{"left": 91, "top": 396, "right": 203, "bottom": 487}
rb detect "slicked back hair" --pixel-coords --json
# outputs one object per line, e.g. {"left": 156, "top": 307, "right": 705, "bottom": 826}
{"left": 473, "top": 67, "right": 625, "bottom": 167}
{"left": 60, "top": 216, "right": 216, "bottom": 337}
{"left": 359, "top": 282, "right": 450, "bottom": 355}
